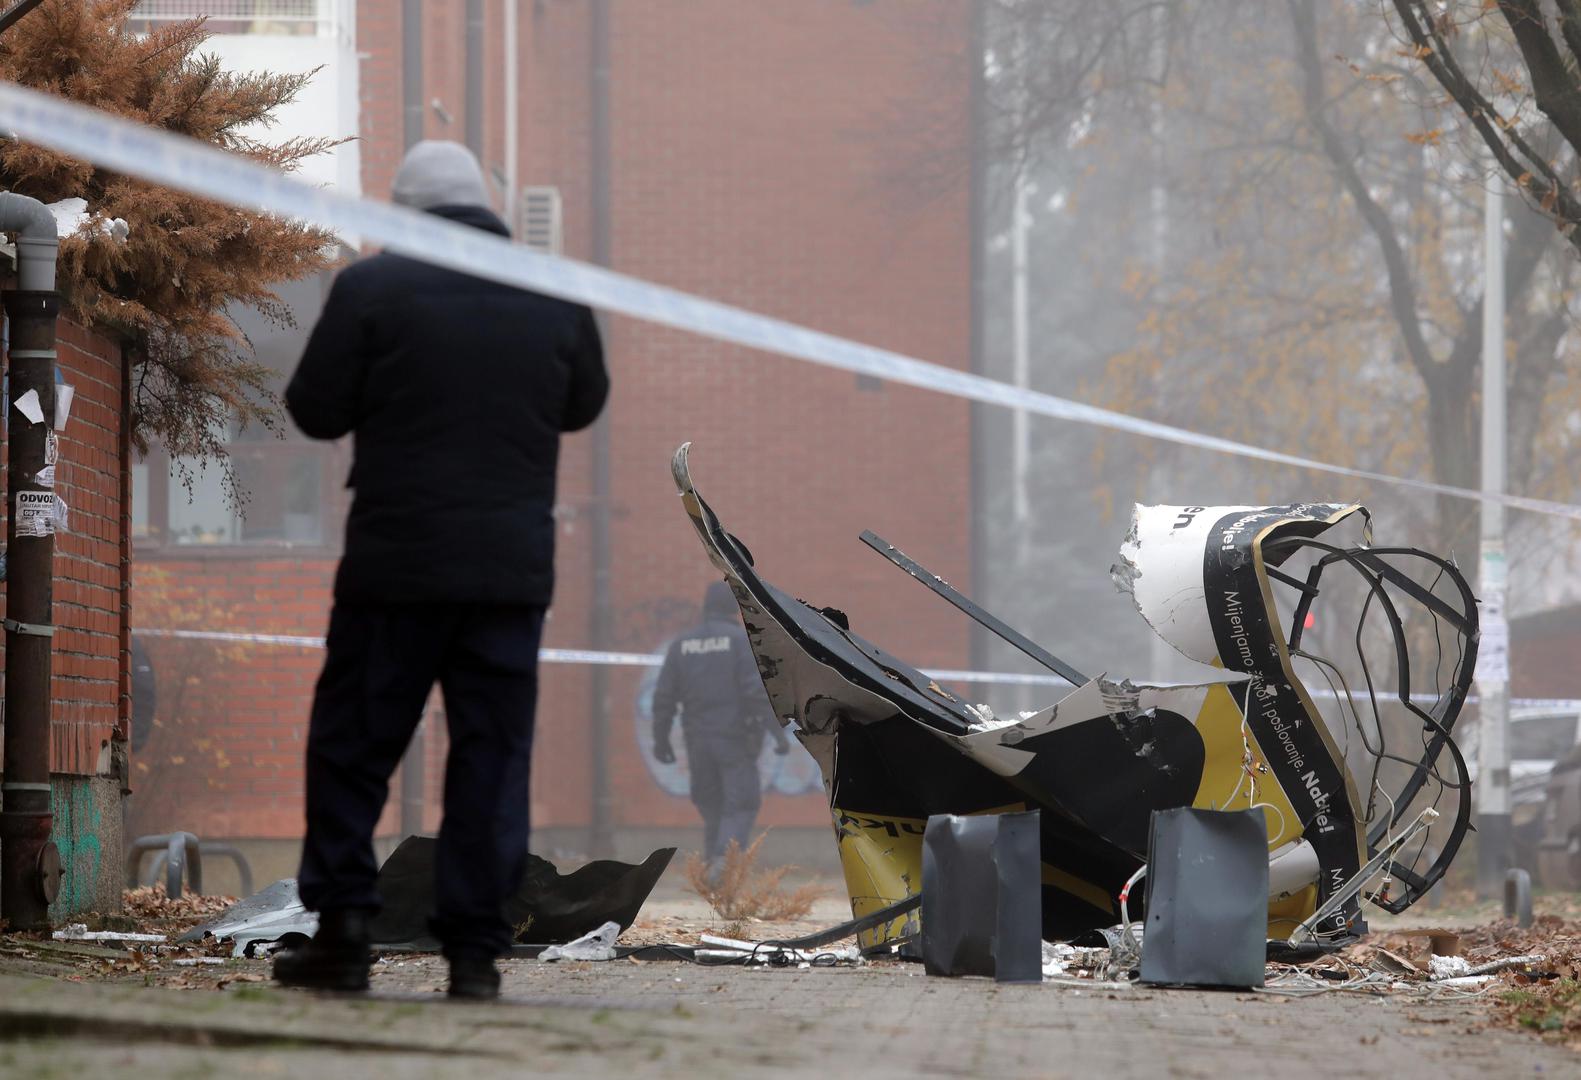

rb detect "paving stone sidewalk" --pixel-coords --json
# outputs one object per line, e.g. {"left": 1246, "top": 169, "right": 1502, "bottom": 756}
{"left": 1, "top": 947, "right": 1578, "bottom": 1078}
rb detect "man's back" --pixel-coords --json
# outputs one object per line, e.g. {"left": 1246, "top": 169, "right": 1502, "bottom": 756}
{"left": 286, "top": 203, "right": 607, "bottom": 606}
{"left": 279, "top": 141, "right": 603, "bottom": 1002}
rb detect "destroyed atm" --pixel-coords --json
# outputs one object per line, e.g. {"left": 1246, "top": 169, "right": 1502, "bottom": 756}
{"left": 672, "top": 444, "right": 1476, "bottom": 946}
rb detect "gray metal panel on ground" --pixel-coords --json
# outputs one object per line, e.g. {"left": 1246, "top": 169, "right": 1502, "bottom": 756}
{"left": 1139, "top": 807, "right": 1268, "bottom": 989}
{"left": 921, "top": 811, "right": 1042, "bottom": 983}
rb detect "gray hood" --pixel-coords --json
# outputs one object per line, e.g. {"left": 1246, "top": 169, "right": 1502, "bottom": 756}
{"left": 391, "top": 141, "right": 491, "bottom": 211}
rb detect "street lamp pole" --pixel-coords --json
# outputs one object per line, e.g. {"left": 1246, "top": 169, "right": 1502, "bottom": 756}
{"left": 1475, "top": 167, "right": 1511, "bottom": 896}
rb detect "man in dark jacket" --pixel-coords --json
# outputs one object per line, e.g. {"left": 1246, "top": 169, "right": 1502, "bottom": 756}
{"left": 652, "top": 581, "right": 787, "bottom": 877}
{"left": 273, "top": 141, "right": 608, "bottom": 1000}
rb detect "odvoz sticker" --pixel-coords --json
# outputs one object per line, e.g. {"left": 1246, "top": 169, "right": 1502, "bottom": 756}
{"left": 15, "top": 490, "right": 58, "bottom": 537}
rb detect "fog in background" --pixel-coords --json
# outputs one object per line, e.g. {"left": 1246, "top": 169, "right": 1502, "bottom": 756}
{"left": 122, "top": 0, "right": 1581, "bottom": 873}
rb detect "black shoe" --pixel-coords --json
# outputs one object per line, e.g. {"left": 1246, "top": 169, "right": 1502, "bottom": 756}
{"left": 447, "top": 952, "right": 501, "bottom": 1001}
{"left": 273, "top": 908, "right": 374, "bottom": 992}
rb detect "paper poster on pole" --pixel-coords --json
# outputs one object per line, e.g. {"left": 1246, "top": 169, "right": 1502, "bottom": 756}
{"left": 54, "top": 384, "right": 74, "bottom": 429}
{"left": 12, "top": 388, "right": 42, "bottom": 426}
{"left": 15, "top": 490, "right": 56, "bottom": 537}
{"left": 1475, "top": 605, "right": 1509, "bottom": 685}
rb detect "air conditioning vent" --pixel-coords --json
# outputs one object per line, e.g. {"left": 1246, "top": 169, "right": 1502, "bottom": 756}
{"left": 520, "top": 186, "right": 563, "bottom": 255}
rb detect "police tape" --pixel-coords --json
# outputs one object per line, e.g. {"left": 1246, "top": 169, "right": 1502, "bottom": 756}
{"left": 131, "top": 627, "right": 1069, "bottom": 685}
{"left": 131, "top": 626, "right": 1579, "bottom": 708}
{"left": 3, "top": 81, "right": 1580, "bottom": 521}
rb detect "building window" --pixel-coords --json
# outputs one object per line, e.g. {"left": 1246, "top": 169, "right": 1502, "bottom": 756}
{"left": 132, "top": 268, "right": 346, "bottom": 550}
{"left": 232, "top": 438, "right": 326, "bottom": 544}
{"left": 129, "top": 0, "right": 341, "bottom": 37}
{"left": 136, "top": 435, "right": 340, "bottom": 549}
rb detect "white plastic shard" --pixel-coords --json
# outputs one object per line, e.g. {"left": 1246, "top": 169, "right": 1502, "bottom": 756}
{"left": 1268, "top": 839, "right": 1322, "bottom": 901}
{"left": 1119, "top": 505, "right": 1277, "bottom": 662}
{"left": 539, "top": 920, "right": 621, "bottom": 962}
{"left": 1113, "top": 502, "right": 1368, "bottom": 665}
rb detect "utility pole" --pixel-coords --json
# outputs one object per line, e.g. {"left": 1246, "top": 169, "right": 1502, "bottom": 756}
{"left": 398, "top": 0, "right": 426, "bottom": 840}
{"left": 1, "top": 203, "right": 63, "bottom": 928}
{"left": 1475, "top": 167, "right": 1511, "bottom": 896}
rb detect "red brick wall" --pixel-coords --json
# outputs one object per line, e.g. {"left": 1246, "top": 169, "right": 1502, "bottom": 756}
{"left": 132, "top": 0, "right": 974, "bottom": 842}
{"left": 1511, "top": 605, "right": 1581, "bottom": 701}
{"left": 573, "top": 0, "right": 975, "bottom": 830}
{"left": 0, "top": 319, "right": 128, "bottom": 777}
{"left": 129, "top": 557, "right": 336, "bottom": 838}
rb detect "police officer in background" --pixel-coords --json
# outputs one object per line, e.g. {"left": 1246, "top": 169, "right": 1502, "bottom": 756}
{"left": 652, "top": 581, "right": 788, "bottom": 877}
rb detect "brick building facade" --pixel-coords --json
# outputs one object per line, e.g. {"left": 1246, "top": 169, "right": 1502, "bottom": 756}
{"left": 130, "top": 0, "right": 975, "bottom": 875}
{"left": 1, "top": 317, "right": 131, "bottom": 915}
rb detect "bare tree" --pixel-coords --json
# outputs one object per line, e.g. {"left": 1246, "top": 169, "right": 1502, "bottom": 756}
{"left": 1389, "top": 0, "right": 1581, "bottom": 257}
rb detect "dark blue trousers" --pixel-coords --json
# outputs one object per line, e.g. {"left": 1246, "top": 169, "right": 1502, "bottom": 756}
{"left": 684, "top": 724, "right": 764, "bottom": 863}
{"left": 297, "top": 603, "right": 545, "bottom": 958}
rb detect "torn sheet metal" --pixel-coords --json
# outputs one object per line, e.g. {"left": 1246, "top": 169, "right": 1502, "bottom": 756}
{"left": 921, "top": 811, "right": 1042, "bottom": 983}
{"left": 1115, "top": 503, "right": 1371, "bottom": 935}
{"left": 1139, "top": 808, "right": 1268, "bottom": 988}
{"left": 1116, "top": 503, "right": 1475, "bottom": 927}
{"left": 179, "top": 878, "right": 316, "bottom": 957}
{"left": 187, "top": 845, "right": 675, "bottom": 956}
{"left": 670, "top": 445, "right": 1476, "bottom": 944}
{"left": 370, "top": 837, "right": 675, "bottom": 947}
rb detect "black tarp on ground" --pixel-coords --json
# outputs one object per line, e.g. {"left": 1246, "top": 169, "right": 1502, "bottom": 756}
{"left": 367, "top": 839, "right": 675, "bottom": 948}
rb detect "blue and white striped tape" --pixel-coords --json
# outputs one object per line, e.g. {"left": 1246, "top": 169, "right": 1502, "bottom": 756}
{"left": 131, "top": 626, "right": 1071, "bottom": 686}
{"left": 132, "top": 626, "right": 1580, "bottom": 708}
{"left": 1, "top": 81, "right": 1578, "bottom": 520}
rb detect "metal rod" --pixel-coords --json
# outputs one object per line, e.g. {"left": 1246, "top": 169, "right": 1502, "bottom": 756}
{"left": 587, "top": 0, "right": 616, "bottom": 859}
{"left": 1010, "top": 176, "right": 1030, "bottom": 525}
{"left": 966, "top": 0, "right": 991, "bottom": 702}
{"left": 0, "top": 0, "right": 46, "bottom": 37}
{"left": 859, "top": 530, "right": 1086, "bottom": 686}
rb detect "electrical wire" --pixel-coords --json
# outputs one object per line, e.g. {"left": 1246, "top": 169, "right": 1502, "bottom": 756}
{"left": 1117, "top": 864, "right": 1147, "bottom": 966}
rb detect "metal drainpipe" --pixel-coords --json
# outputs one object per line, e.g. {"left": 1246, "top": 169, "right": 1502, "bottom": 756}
{"left": 587, "top": 0, "right": 615, "bottom": 859}
{"left": 0, "top": 189, "right": 62, "bottom": 930}
{"left": 402, "top": 0, "right": 424, "bottom": 150}
{"left": 397, "top": 0, "right": 427, "bottom": 841}
{"left": 117, "top": 343, "right": 132, "bottom": 771}
{"left": 464, "top": 0, "right": 484, "bottom": 159}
